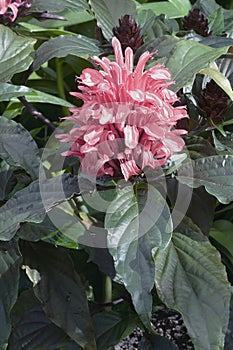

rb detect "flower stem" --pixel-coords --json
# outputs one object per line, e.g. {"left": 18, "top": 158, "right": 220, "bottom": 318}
{"left": 103, "top": 274, "right": 112, "bottom": 311}
{"left": 55, "top": 57, "right": 70, "bottom": 116}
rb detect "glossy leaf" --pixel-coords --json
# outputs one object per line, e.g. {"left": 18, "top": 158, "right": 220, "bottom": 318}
{"left": 32, "top": 35, "right": 103, "bottom": 72}
{"left": 93, "top": 310, "right": 138, "bottom": 350}
{"left": 0, "top": 162, "right": 15, "bottom": 201}
{"left": 153, "top": 232, "right": 231, "bottom": 350}
{"left": 199, "top": 62, "right": 233, "bottom": 100}
{"left": 89, "top": 0, "right": 137, "bottom": 40}
{"left": 30, "top": 0, "right": 89, "bottom": 12}
{"left": 21, "top": 241, "right": 96, "bottom": 349}
{"left": 106, "top": 183, "right": 172, "bottom": 328}
{"left": 0, "top": 174, "right": 81, "bottom": 241}
{"left": 0, "top": 242, "right": 22, "bottom": 349}
{"left": 0, "top": 82, "right": 74, "bottom": 107}
{"left": 0, "top": 25, "right": 36, "bottom": 83}
{"left": 210, "top": 220, "right": 233, "bottom": 271}
{"left": 8, "top": 305, "right": 68, "bottom": 350}
{"left": 0, "top": 117, "right": 40, "bottom": 179}
{"left": 139, "top": 0, "right": 191, "bottom": 18}
{"left": 138, "top": 334, "right": 178, "bottom": 349}
{"left": 165, "top": 40, "right": 229, "bottom": 92}
{"left": 177, "top": 155, "right": 233, "bottom": 204}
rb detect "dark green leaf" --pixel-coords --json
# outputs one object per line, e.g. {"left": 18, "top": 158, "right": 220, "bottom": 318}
{"left": 212, "top": 131, "right": 233, "bottom": 154}
{"left": 0, "top": 83, "right": 74, "bottom": 107}
{"left": 177, "top": 155, "right": 233, "bottom": 204}
{"left": 0, "top": 162, "right": 16, "bottom": 201}
{"left": 30, "top": 0, "right": 89, "bottom": 12}
{"left": 167, "top": 178, "right": 216, "bottom": 236}
{"left": 208, "top": 7, "right": 224, "bottom": 35}
{"left": 106, "top": 183, "right": 172, "bottom": 328}
{"left": 225, "top": 290, "right": 233, "bottom": 350}
{"left": 210, "top": 220, "right": 233, "bottom": 271}
{"left": 138, "top": 333, "right": 178, "bottom": 349}
{"left": 89, "top": 0, "right": 137, "bottom": 40}
{"left": 165, "top": 40, "right": 229, "bottom": 92}
{"left": 0, "top": 117, "right": 40, "bottom": 179}
{"left": 139, "top": 0, "right": 191, "bottom": 19}
{"left": 93, "top": 311, "right": 138, "bottom": 350}
{"left": 185, "top": 136, "right": 216, "bottom": 160}
{"left": 8, "top": 305, "right": 68, "bottom": 350}
{"left": 32, "top": 35, "right": 103, "bottom": 72}
{"left": 0, "top": 174, "right": 81, "bottom": 241}
{"left": 153, "top": 232, "right": 231, "bottom": 350}
{"left": 0, "top": 242, "right": 22, "bottom": 349}
{"left": 0, "top": 25, "right": 36, "bottom": 83}
{"left": 21, "top": 242, "right": 96, "bottom": 349}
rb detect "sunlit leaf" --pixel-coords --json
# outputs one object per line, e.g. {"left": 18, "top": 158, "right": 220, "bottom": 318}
{"left": 0, "top": 117, "right": 40, "bottom": 179}
{"left": 177, "top": 155, "right": 233, "bottom": 204}
{"left": 106, "top": 183, "right": 172, "bottom": 328}
{"left": 0, "top": 25, "right": 36, "bottom": 82}
{"left": 153, "top": 232, "right": 231, "bottom": 350}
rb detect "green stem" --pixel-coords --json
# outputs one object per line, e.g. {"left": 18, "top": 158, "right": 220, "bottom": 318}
{"left": 103, "top": 275, "right": 112, "bottom": 311}
{"left": 55, "top": 57, "right": 70, "bottom": 116}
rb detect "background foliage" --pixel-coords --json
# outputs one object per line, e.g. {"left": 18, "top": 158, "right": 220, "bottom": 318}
{"left": 0, "top": 0, "right": 233, "bottom": 349}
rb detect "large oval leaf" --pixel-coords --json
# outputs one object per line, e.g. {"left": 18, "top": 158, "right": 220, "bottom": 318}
{"left": 8, "top": 305, "right": 68, "bottom": 350}
{"left": 30, "top": 0, "right": 89, "bottom": 12}
{"left": 21, "top": 241, "right": 96, "bottom": 349}
{"left": 153, "top": 232, "right": 231, "bottom": 350}
{"left": 139, "top": 0, "right": 191, "bottom": 19}
{"left": 105, "top": 183, "right": 172, "bottom": 328}
{"left": 177, "top": 155, "right": 233, "bottom": 204}
{"left": 32, "top": 35, "right": 103, "bottom": 72}
{"left": 0, "top": 83, "right": 74, "bottom": 107}
{"left": 0, "top": 242, "right": 22, "bottom": 349}
{"left": 0, "top": 117, "right": 40, "bottom": 179}
{"left": 89, "top": 0, "right": 137, "bottom": 40}
{"left": 0, "top": 174, "right": 81, "bottom": 241}
{"left": 165, "top": 40, "right": 229, "bottom": 92}
{"left": 0, "top": 25, "right": 36, "bottom": 83}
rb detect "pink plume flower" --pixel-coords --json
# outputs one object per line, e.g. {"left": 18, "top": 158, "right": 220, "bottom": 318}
{"left": 0, "top": 0, "right": 30, "bottom": 22}
{"left": 57, "top": 37, "right": 188, "bottom": 181}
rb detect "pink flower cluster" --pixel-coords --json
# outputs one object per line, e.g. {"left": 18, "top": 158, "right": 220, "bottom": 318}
{"left": 57, "top": 37, "right": 188, "bottom": 181}
{"left": 0, "top": 0, "right": 30, "bottom": 22}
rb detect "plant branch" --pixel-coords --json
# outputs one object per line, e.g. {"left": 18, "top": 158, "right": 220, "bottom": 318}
{"left": 18, "top": 96, "right": 56, "bottom": 131}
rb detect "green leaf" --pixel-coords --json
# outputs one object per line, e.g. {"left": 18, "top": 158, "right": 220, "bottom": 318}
{"left": 0, "top": 25, "right": 36, "bottom": 83}
{"left": 106, "top": 183, "right": 172, "bottom": 328}
{"left": 138, "top": 333, "right": 178, "bottom": 349}
{"left": 184, "top": 136, "right": 216, "bottom": 160}
{"left": 93, "top": 311, "right": 138, "bottom": 350}
{"left": 210, "top": 220, "right": 233, "bottom": 271}
{"left": 153, "top": 232, "right": 231, "bottom": 350}
{"left": 139, "top": 0, "right": 191, "bottom": 19}
{"left": 8, "top": 305, "right": 68, "bottom": 350}
{"left": 199, "top": 62, "right": 233, "bottom": 101}
{"left": 89, "top": 0, "right": 137, "bottom": 40}
{"left": 0, "top": 82, "right": 75, "bottom": 107}
{"left": 0, "top": 116, "right": 40, "bottom": 179}
{"left": 165, "top": 40, "right": 229, "bottom": 92}
{"left": 32, "top": 35, "right": 103, "bottom": 72}
{"left": 0, "top": 162, "right": 16, "bottom": 201}
{"left": 0, "top": 242, "right": 22, "bottom": 349}
{"left": 177, "top": 155, "right": 233, "bottom": 204}
{"left": 30, "top": 0, "right": 89, "bottom": 12}
{"left": 21, "top": 242, "right": 96, "bottom": 349}
{"left": 0, "top": 174, "right": 81, "bottom": 241}
{"left": 208, "top": 7, "right": 224, "bottom": 35}
{"left": 212, "top": 131, "right": 233, "bottom": 154}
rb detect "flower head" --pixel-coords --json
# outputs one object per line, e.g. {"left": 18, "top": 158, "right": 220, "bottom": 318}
{"left": 0, "top": 0, "right": 30, "bottom": 23}
{"left": 57, "top": 37, "right": 188, "bottom": 181}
